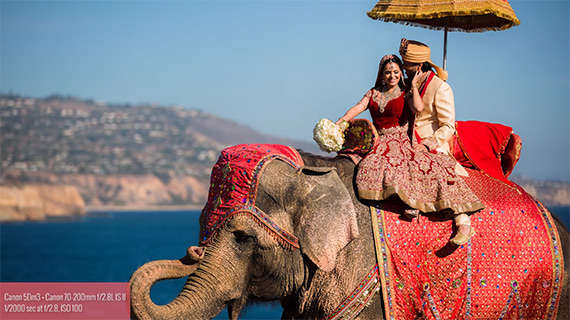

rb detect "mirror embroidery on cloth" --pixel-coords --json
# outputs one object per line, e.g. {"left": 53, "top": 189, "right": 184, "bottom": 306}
{"left": 373, "top": 169, "right": 563, "bottom": 320}
{"left": 199, "top": 144, "right": 304, "bottom": 249}
{"left": 326, "top": 265, "right": 381, "bottom": 320}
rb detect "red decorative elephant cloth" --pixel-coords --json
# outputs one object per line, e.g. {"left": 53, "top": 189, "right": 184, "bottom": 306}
{"left": 199, "top": 144, "right": 304, "bottom": 249}
{"left": 374, "top": 169, "right": 564, "bottom": 320}
{"left": 452, "top": 120, "right": 522, "bottom": 187}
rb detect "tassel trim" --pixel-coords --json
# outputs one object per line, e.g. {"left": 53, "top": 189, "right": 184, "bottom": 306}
{"left": 367, "top": 4, "right": 520, "bottom": 33}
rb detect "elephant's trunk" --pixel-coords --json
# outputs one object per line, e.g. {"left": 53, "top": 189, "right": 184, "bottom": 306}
{"left": 129, "top": 246, "right": 205, "bottom": 320}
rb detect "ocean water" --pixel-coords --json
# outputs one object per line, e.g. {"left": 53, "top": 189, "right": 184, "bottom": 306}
{"left": 0, "top": 210, "right": 281, "bottom": 319}
{"left": 1, "top": 207, "right": 569, "bottom": 319}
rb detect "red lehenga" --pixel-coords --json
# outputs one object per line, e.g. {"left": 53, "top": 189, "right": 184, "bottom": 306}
{"left": 355, "top": 89, "right": 484, "bottom": 214}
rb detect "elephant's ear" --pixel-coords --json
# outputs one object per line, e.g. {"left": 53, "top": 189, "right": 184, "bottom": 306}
{"left": 293, "top": 166, "right": 359, "bottom": 272}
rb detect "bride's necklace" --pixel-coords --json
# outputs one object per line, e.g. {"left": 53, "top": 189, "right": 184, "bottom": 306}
{"left": 374, "top": 86, "right": 401, "bottom": 113}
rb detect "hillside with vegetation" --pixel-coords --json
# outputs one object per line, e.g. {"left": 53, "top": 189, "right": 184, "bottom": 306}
{"left": 0, "top": 94, "right": 318, "bottom": 221}
{"left": 1, "top": 94, "right": 567, "bottom": 221}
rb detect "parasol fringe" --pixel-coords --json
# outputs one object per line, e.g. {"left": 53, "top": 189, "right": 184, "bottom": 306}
{"left": 368, "top": 17, "right": 516, "bottom": 33}
{"left": 367, "top": 4, "right": 520, "bottom": 33}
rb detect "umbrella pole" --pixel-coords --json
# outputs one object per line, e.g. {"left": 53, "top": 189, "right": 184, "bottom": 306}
{"left": 443, "top": 26, "right": 448, "bottom": 71}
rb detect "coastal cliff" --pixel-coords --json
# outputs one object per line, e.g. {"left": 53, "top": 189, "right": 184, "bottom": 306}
{"left": 0, "top": 95, "right": 317, "bottom": 222}
{"left": 1, "top": 95, "right": 567, "bottom": 222}
{"left": 511, "top": 177, "right": 570, "bottom": 207}
{"left": 0, "top": 184, "right": 86, "bottom": 222}
{"left": 2, "top": 170, "right": 209, "bottom": 218}
{"left": 0, "top": 173, "right": 208, "bottom": 222}
{"left": 2, "top": 171, "right": 567, "bottom": 223}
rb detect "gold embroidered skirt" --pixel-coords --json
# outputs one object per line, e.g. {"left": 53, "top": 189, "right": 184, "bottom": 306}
{"left": 356, "top": 125, "right": 484, "bottom": 214}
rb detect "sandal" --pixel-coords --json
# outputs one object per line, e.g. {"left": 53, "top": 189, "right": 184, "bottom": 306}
{"left": 404, "top": 209, "right": 420, "bottom": 219}
{"left": 450, "top": 226, "right": 475, "bottom": 245}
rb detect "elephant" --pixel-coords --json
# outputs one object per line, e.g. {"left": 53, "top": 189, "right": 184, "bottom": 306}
{"left": 130, "top": 146, "right": 570, "bottom": 320}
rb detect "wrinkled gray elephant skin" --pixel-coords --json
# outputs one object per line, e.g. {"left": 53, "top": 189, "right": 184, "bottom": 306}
{"left": 129, "top": 152, "right": 570, "bottom": 320}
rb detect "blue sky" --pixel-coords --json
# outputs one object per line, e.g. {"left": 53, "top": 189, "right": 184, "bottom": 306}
{"left": 1, "top": 0, "right": 568, "bottom": 181}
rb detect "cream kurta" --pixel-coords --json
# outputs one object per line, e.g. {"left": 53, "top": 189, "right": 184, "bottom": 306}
{"left": 415, "top": 73, "right": 468, "bottom": 176}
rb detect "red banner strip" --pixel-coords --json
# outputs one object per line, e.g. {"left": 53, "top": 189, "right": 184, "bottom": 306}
{"left": 0, "top": 282, "right": 129, "bottom": 320}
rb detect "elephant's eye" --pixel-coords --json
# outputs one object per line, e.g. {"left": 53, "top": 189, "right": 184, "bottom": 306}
{"left": 233, "top": 230, "right": 255, "bottom": 244}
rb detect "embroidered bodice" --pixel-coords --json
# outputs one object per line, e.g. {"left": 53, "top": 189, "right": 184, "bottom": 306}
{"left": 365, "top": 89, "right": 411, "bottom": 131}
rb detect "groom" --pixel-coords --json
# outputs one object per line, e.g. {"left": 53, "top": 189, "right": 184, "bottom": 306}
{"left": 399, "top": 38, "right": 475, "bottom": 244}
{"left": 399, "top": 39, "right": 455, "bottom": 158}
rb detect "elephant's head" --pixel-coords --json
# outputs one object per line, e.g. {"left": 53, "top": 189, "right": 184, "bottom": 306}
{"left": 129, "top": 144, "right": 359, "bottom": 319}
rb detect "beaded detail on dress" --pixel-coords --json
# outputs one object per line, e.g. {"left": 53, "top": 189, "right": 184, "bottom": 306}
{"left": 367, "top": 87, "right": 401, "bottom": 113}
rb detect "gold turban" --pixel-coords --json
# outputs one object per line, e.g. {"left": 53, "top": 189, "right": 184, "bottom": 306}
{"left": 399, "top": 38, "right": 448, "bottom": 81}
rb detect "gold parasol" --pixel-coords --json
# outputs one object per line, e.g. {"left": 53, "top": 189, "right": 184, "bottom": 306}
{"left": 367, "top": 0, "right": 520, "bottom": 70}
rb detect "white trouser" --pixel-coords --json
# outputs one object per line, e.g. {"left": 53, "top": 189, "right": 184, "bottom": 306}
{"left": 454, "top": 213, "right": 471, "bottom": 226}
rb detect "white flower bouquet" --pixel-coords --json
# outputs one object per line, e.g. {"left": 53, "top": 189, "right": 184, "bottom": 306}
{"left": 313, "top": 119, "right": 349, "bottom": 153}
